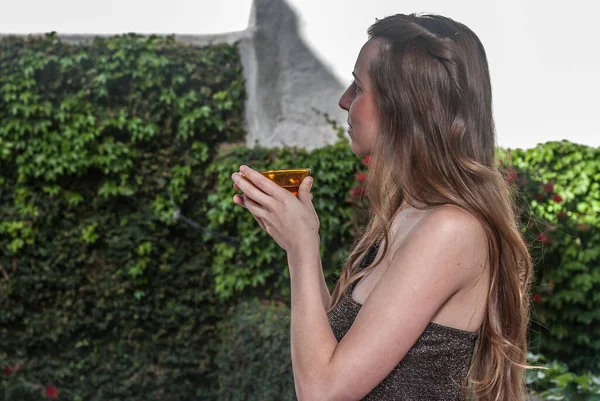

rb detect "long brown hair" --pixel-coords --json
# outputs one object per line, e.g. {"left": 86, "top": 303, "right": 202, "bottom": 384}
{"left": 329, "top": 14, "right": 533, "bottom": 401}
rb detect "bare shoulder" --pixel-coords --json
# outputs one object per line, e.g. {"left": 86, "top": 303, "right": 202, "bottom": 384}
{"left": 421, "top": 204, "right": 487, "bottom": 240}
{"left": 392, "top": 204, "right": 489, "bottom": 282}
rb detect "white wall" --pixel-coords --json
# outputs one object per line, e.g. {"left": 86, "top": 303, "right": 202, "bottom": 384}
{"left": 2, "top": 0, "right": 598, "bottom": 149}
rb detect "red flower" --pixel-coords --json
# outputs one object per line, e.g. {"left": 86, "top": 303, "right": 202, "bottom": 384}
{"left": 537, "top": 233, "right": 555, "bottom": 245}
{"left": 356, "top": 173, "right": 367, "bottom": 183}
{"left": 551, "top": 194, "right": 563, "bottom": 203}
{"left": 543, "top": 183, "right": 554, "bottom": 193}
{"left": 45, "top": 386, "right": 59, "bottom": 399}
{"left": 3, "top": 365, "right": 12, "bottom": 376}
{"left": 535, "top": 193, "right": 544, "bottom": 201}
{"left": 532, "top": 293, "right": 542, "bottom": 304}
{"left": 349, "top": 187, "right": 365, "bottom": 197}
{"left": 505, "top": 168, "right": 518, "bottom": 183}
{"left": 361, "top": 156, "right": 371, "bottom": 166}
{"left": 557, "top": 211, "right": 567, "bottom": 220}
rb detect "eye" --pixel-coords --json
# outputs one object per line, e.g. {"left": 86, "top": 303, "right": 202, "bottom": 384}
{"left": 351, "top": 80, "right": 362, "bottom": 94}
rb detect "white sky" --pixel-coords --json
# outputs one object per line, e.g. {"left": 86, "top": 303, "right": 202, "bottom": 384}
{"left": 2, "top": 0, "right": 599, "bottom": 149}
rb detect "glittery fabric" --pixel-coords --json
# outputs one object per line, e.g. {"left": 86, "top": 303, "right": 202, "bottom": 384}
{"left": 328, "top": 243, "right": 478, "bottom": 400}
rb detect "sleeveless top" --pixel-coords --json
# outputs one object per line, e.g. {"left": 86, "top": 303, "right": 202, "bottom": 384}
{"left": 328, "top": 242, "right": 478, "bottom": 401}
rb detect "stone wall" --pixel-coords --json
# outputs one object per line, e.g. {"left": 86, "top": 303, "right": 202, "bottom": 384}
{"left": 239, "top": 0, "right": 346, "bottom": 150}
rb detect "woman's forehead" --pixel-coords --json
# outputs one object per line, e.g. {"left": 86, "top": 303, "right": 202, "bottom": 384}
{"left": 354, "top": 39, "right": 386, "bottom": 76}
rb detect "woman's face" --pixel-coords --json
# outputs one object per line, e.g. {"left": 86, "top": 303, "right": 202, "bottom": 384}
{"left": 338, "top": 39, "right": 382, "bottom": 157}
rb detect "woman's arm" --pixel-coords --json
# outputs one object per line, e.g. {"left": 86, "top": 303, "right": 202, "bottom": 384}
{"left": 232, "top": 166, "right": 487, "bottom": 401}
{"left": 316, "top": 256, "right": 332, "bottom": 310}
{"left": 287, "top": 246, "right": 337, "bottom": 400}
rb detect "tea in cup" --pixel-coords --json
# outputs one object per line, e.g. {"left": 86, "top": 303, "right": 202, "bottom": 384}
{"left": 242, "top": 168, "right": 311, "bottom": 197}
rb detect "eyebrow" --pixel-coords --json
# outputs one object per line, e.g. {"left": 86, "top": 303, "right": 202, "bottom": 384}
{"left": 352, "top": 72, "right": 363, "bottom": 85}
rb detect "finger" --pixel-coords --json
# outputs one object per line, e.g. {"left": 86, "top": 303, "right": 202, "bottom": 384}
{"left": 239, "top": 165, "right": 287, "bottom": 197}
{"left": 232, "top": 172, "right": 274, "bottom": 208}
{"left": 255, "top": 216, "right": 268, "bottom": 232}
{"left": 234, "top": 196, "right": 267, "bottom": 232}
{"left": 298, "top": 176, "right": 314, "bottom": 205}
{"left": 242, "top": 192, "right": 268, "bottom": 219}
{"left": 233, "top": 194, "right": 246, "bottom": 208}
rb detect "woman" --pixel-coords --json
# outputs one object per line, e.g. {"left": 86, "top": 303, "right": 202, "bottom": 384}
{"left": 231, "top": 13, "right": 532, "bottom": 401}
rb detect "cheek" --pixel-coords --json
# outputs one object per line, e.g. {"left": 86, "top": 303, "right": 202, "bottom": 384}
{"left": 351, "top": 95, "right": 376, "bottom": 120}
{"left": 349, "top": 100, "right": 363, "bottom": 126}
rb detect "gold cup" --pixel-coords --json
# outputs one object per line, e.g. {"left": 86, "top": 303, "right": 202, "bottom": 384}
{"left": 242, "top": 168, "right": 311, "bottom": 197}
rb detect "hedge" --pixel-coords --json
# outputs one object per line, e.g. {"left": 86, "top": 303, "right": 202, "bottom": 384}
{"left": 0, "top": 33, "right": 245, "bottom": 400}
{"left": 503, "top": 142, "right": 600, "bottom": 372}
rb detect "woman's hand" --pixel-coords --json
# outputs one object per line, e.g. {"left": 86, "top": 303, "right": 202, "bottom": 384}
{"left": 231, "top": 165, "right": 320, "bottom": 254}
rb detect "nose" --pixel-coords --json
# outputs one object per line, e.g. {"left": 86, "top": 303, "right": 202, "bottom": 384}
{"left": 338, "top": 86, "right": 351, "bottom": 111}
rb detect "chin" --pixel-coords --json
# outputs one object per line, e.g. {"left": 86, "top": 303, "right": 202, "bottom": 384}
{"left": 350, "top": 142, "right": 368, "bottom": 158}
{"left": 349, "top": 142, "right": 362, "bottom": 157}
